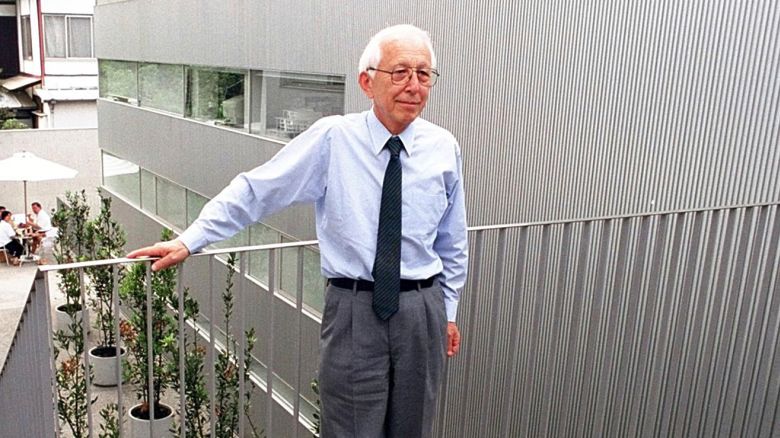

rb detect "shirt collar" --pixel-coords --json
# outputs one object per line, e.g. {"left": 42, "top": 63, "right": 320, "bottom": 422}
{"left": 366, "top": 108, "right": 416, "bottom": 157}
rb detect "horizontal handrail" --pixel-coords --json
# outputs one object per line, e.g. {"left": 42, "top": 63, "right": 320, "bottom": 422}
{"left": 38, "top": 200, "right": 780, "bottom": 272}
{"left": 38, "top": 239, "right": 319, "bottom": 272}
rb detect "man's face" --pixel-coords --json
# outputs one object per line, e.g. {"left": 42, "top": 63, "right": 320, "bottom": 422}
{"left": 360, "top": 39, "right": 432, "bottom": 134}
{"left": 32, "top": 204, "right": 40, "bottom": 214}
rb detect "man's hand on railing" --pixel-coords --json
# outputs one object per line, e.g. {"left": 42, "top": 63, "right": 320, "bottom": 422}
{"left": 127, "top": 239, "right": 191, "bottom": 272}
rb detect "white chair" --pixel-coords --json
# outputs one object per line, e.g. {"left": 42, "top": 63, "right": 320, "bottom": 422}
{"left": 0, "top": 247, "right": 9, "bottom": 266}
{"left": 37, "top": 227, "right": 58, "bottom": 263}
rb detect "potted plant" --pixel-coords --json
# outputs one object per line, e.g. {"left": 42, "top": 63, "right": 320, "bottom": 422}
{"left": 51, "top": 191, "right": 93, "bottom": 438}
{"left": 52, "top": 190, "right": 91, "bottom": 334}
{"left": 86, "top": 195, "right": 128, "bottom": 386}
{"left": 120, "top": 230, "right": 179, "bottom": 438}
{"left": 213, "top": 253, "right": 263, "bottom": 438}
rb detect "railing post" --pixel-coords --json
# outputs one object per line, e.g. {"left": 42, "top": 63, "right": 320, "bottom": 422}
{"left": 238, "top": 253, "right": 246, "bottom": 438}
{"left": 112, "top": 263, "right": 123, "bottom": 438}
{"left": 177, "top": 263, "right": 187, "bottom": 437}
{"left": 79, "top": 267, "right": 95, "bottom": 436}
{"left": 145, "top": 261, "right": 155, "bottom": 436}
{"left": 294, "top": 247, "right": 304, "bottom": 437}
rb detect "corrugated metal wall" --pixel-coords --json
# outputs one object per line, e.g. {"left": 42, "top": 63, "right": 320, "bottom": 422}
{"left": 95, "top": 0, "right": 780, "bottom": 228}
{"left": 438, "top": 203, "right": 780, "bottom": 437}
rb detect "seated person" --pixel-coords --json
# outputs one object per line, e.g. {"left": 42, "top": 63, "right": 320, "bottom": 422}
{"left": 1, "top": 210, "right": 24, "bottom": 265}
{"left": 25, "top": 202, "right": 52, "bottom": 254}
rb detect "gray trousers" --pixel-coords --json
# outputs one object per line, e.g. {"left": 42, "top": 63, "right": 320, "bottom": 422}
{"left": 318, "top": 281, "right": 448, "bottom": 438}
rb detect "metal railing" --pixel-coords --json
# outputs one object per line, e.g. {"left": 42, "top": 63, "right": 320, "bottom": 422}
{"left": 2, "top": 202, "right": 779, "bottom": 437}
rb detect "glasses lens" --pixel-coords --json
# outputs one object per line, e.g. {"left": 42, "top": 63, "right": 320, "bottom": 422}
{"left": 391, "top": 68, "right": 411, "bottom": 84}
{"left": 417, "top": 69, "right": 432, "bottom": 86}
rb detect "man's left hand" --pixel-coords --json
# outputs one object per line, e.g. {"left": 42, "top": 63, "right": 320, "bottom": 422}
{"left": 447, "top": 322, "right": 460, "bottom": 357}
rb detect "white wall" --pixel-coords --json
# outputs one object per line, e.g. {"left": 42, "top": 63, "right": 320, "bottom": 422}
{"left": 41, "top": 0, "right": 95, "bottom": 15}
{"left": 51, "top": 101, "right": 97, "bottom": 128}
{"left": 0, "top": 128, "right": 101, "bottom": 214}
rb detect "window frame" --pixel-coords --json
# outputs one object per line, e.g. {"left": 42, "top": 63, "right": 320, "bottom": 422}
{"left": 42, "top": 14, "right": 94, "bottom": 59}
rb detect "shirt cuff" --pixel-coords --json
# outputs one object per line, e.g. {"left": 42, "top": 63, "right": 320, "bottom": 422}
{"left": 177, "top": 226, "right": 208, "bottom": 254}
{"left": 445, "top": 300, "right": 458, "bottom": 322}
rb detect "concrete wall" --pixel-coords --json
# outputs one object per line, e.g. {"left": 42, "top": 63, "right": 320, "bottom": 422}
{"left": 0, "top": 128, "right": 101, "bottom": 214}
{"left": 50, "top": 100, "right": 97, "bottom": 128}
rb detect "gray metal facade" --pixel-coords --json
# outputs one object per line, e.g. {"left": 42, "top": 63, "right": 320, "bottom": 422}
{"left": 439, "top": 203, "right": 780, "bottom": 437}
{"left": 95, "top": 0, "right": 779, "bottom": 227}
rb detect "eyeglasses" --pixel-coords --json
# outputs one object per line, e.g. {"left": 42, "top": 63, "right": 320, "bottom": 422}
{"left": 367, "top": 66, "right": 440, "bottom": 87}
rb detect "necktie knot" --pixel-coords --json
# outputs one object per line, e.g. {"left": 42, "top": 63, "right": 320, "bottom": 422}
{"left": 386, "top": 136, "right": 403, "bottom": 158}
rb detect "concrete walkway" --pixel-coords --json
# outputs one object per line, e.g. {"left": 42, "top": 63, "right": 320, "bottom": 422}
{"left": 0, "top": 261, "right": 39, "bottom": 368}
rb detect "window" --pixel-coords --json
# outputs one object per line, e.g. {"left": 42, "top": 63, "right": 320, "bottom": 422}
{"left": 248, "top": 223, "right": 280, "bottom": 285}
{"left": 43, "top": 15, "right": 93, "bottom": 58}
{"left": 281, "top": 237, "right": 324, "bottom": 313}
{"left": 99, "top": 60, "right": 138, "bottom": 104}
{"left": 156, "top": 176, "right": 187, "bottom": 230}
{"left": 186, "top": 190, "right": 208, "bottom": 226}
{"left": 20, "top": 16, "right": 32, "bottom": 60}
{"left": 140, "top": 169, "right": 156, "bottom": 214}
{"left": 250, "top": 71, "right": 345, "bottom": 140}
{"left": 185, "top": 67, "right": 246, "bottom": 130}
{"left": 139, "top": 63, "right": 184, "bottom": 114}
{"left": 102, "top": 152, "right": 140, "bottom": 206}
{"left": 67, "top": 16, "right": 93, "bottom": 57}
{"left": 43, "top": 16, "right": 65, "bottom": 57}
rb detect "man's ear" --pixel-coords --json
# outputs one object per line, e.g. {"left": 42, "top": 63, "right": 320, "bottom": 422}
{"left": 359, "top": 71, "right": 374, "bottom": 99}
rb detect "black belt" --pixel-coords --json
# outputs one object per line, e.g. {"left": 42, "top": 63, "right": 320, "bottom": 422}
{"left": 329, "top": 276, "right": 436, "bottom": 292}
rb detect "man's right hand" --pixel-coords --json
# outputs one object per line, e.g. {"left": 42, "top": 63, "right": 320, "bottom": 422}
{"left": 127, "top": 239, "right": 191, "bottom": 272}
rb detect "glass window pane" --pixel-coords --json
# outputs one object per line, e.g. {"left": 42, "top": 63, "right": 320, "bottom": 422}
{"left": 185, "top": 67, "right": 246, "bottom": 130}
{"left": 247, "top": 223, "right": 278, "bottom": 285}
{"left": 67, "top": 16, "right": 92, "bottom": 57}
{"left": 186, "top": 190, "right": 208, "bottom": 226}
{"left": 139, "top": 63, "right": 184, "bottom": 114}
{"left": 156, "top": 177, "right": 186, "bottom": 230}
{"left": 102, "top": 152, "right": 140, "bottom": 206}
{"left": 250, "top": 71, "right": 345, "bottom": 140}
{"left": 21, "top": 16, "right": 32, "bottom": 59}
{"left": 44, "top": 15, "right": 66, "bottom": 58}
{"left": 140, "top": 169, "right": 156, "bottom": 214}
{"left": 99, "top": 60, "right": 138, "bottom": 104}
{"left": 303, "top": 247, "right": 324, "bottom": 313}
{"left": 281, "top": 240, "right": 324, "bottom": 313}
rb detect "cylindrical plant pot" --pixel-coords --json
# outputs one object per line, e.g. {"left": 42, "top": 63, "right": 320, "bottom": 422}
{"left": 129, "top": 402, "right": 174, "bottom": 438}
{"left": 53, "top": 303, "right": 88, "bottom": 335}
{"left": 88, "top": 346, "right": 126, "bottom": 386}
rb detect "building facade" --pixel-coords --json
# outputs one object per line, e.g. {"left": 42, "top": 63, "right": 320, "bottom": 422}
{"left": 4, "top": 0, "right": 97, "bottom": 128}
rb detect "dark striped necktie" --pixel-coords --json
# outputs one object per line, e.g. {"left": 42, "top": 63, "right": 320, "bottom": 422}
{"left": 372, "top": 136, "right": 404, "bottom": 320}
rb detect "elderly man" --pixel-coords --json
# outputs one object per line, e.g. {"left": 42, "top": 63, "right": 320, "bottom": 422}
{"left": 129, "top": 24, "right": 467, "bottom": 437}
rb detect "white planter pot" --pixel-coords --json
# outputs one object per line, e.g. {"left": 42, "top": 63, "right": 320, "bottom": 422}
{"left": 53, "top": 304, "right": 88, "bottom": 335}
{"left": 88, "top": 346, "right": 126, "bottom": 387}
{"left": 129, "top": 402, "right": 174, "bottom": 438}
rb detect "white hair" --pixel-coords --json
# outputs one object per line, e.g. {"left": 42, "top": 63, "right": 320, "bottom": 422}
{"left": 358, "top": 24, "right": 437, "bottom": 75}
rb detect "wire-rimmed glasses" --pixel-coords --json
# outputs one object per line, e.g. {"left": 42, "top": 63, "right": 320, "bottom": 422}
{"left": 367, "top": 66, "right": 440, "bottom": 87}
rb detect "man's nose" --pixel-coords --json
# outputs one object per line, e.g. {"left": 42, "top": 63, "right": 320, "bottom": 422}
{"left": 405, "top": 71, "right": 422, "bottom": 92}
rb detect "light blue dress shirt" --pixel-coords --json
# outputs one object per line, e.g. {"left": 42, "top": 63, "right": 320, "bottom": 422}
{"left": 179, "top": 109, "right": 468, "bottom": 321}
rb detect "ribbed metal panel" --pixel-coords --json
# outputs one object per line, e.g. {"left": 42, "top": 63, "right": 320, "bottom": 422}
{"left": 95, "top": 0, "right": 780, "bottom": 227}
{"left": 436, "top": 203, "right": 780, "bottom": 437}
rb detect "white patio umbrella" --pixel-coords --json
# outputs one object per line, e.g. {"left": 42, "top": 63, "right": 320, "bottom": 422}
{"left": 0, "top": 151, "right": 78, "bottom": 217}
